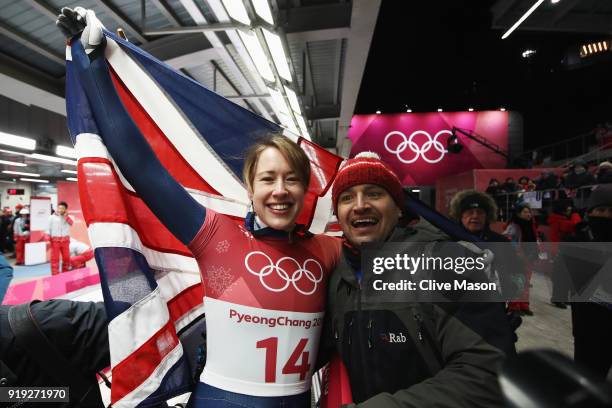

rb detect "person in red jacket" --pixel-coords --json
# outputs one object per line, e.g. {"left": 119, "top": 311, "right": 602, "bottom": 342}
{"left": 13, "top": 209, "right": 30, "bottom": 265}
{"left": 503, "top": 203, "right": 541, "bottom": 315}
{"left": 547, "top": 200, "right": 582, "bottom": 256}
{"left": 47, "top": 202, "right": 73, "bottom": 275}
{"left": 69, "top": 238, "right": 94, "bottom": 269}
{"left": 548, "top": 200, "right": 582, "bottom": 308}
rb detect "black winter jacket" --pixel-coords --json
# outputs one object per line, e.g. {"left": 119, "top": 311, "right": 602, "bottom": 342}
{"left": 320, "top": 222, "right": 510, "bottom": 408}
{"left": 0, "top": 300, "right": 109, "bottom": 407}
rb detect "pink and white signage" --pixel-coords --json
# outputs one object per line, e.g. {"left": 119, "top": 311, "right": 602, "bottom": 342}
{"left": 348, "top": 111, "right": 509, "bottom": 185}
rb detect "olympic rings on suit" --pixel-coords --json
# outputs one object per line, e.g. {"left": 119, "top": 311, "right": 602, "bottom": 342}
{"left": 244, "top": 251, "right": 323, "bottom": 295}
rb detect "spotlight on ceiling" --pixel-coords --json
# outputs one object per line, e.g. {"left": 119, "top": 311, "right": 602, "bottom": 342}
{"left": 502, "top": 0, "right": 545, "bottom": 40}
{"left": 468, "top": 108, "right": 474, "bottom": 112}
{"left": 21, "top": 178, "right": 49, "bottom": 183}
{"left": 437, "top": 108, "right": 443, "bottom": 112}
{"left": 0, "top": 131, "right": 36, "bottom": 150}
{"left": 580, "top": 40, "right": 611, "bottom": 58}
{"left": 551, "top": 0, "right": 561, "bottom": 3}
{"left": 376, "top": 110, "right": 382, "bottom": 114}
{"left": 500, "top": 107, "right": 506, "bottom": 111}
{"left": 522, "top": 49, "right": 537, "bottom": 59}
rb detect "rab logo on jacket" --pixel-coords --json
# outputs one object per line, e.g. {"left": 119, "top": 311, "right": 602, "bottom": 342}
{"left": 380, "top": 332, "right": 407, "bottom": 343}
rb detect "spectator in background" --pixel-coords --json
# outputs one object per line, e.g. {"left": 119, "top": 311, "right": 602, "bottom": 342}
{"left": 0, "top": 254, "right": 12, "bottom": 304}
{"left": 450, "top": 190, "right": 504, "bottom": 241}
{"left": 535, "top": 171, "right": 562, "bottom": 209}
{"left": 547, "top": 199, "right": 582, "bottom": 309}
{"left": 504, "top": 202, "right": 541, "bottom": 316}
{"left": 517, "top": 176, "right": 536, "bottom": 192}
{"left": 13, "top": 209, "right": 30, "bottom": 265}
{"left": 563, "top": 161, "right": 596, "bottom": 190}
{"left": 485, "top": 178, "right": 505, "bottom": 220}
{"left": 449, "top": 189, "right": 524, "bottom": 302}
{"left": 555, "top": 185, "right": 612, "bottom": 379}
{"left": 485, "top": 178, "right": 502, "bottom": 196}
{"left": 595, "top": 121, "right": 612, "bottom": 148}
{"left": 47, "top": 202, "right": 74, "bottom": 275}
{"left": 563, "top": 161, "right": 596, "bottom": 205}
{"left": 69, "top": 238, "right": 94, "bottom": 269}
{"left": 502, "top": 177, "right": 517, "bottom": 193}
{"left": 596, "top": 161, "right": 612, "bottom": 184}
{"left": 535, "top": 171, "right": 560, "bottom": 191}
{"left": 0, "top": 208, "right": 13, "bottom": 254}
{"left": 500, "top": 177, "right": 518, "bottom": 220}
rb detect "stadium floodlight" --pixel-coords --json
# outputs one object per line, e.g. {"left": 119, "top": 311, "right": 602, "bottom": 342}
{"left": 267, "top": 87, "right": 290, "bottom": 115}
{"left": 221, "top": 0, "right": 250, "bottom": 25}
{"left": 30, "top": 153, "right": 78, "bottom": 166}
{"left": 284, "top": 86, "right": 301, "bottom": 113}
{"left": 21, "top": 178, "right": 48, "bottom": 183}
{"left": 0, "top": 131, "right": 36, "bottom": 150}
{"left": 580, "top": 40, "right": 611, "bottom": 58}
{"left": 56, "top": 145, "right": 77, "bottom": 159}
{"left": 263, "top": 28, "right": 292, "bottom": 82}
{"left": 2, "top": 170, "right": 40, "bottom": 177}
{"left": 0, "top": 160, "right": 27, "bottom": 167}
{"left": 294, "top": 114, "right": 309, "bottom": 138}
{"left": 252, "top": 0, "right": 274, "bottom": 24}
{"left": 522, "top": 49, "right": 536, "bottom": 58}
{"left": 238, "top": 30, "right": 275, "bottom": 82}
{"left": 502, "top": 0, "right": 545, "bottom": 40}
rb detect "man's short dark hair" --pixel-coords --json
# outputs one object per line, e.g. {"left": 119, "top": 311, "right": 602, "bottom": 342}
{"left": 58, "top": 201, "right": 68, "bottom": 208}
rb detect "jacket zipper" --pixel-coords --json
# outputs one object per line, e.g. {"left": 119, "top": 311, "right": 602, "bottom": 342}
{"left": 356, "top": 280, "right": 371, "bottom": 398}
{"left": 414, "top": 312, "right": 424, "bottom": 341}
{"left": 367, "top": 319, "right": 373, "bottom": 349}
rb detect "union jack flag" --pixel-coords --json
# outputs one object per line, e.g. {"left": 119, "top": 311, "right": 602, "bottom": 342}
{"left": 65, "top": 30, "right": 341, "bottom": 407}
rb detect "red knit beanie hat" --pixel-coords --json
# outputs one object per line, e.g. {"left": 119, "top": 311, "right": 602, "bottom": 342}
{"left": 332, "top": 152, "right": 405, "bottom": 212}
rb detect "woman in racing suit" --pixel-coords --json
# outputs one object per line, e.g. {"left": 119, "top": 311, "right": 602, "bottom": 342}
{"left": 58, "top": 7, "right": 340, "bottom": 408}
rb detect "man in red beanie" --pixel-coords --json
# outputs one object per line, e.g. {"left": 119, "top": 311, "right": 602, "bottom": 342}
{"left": 319, "top": 152, "right": 510, "bottom": 408}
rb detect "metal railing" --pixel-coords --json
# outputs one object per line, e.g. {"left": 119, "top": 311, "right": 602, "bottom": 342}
{"left": 489, "top": 185, "right": 598, "bottom": 222}
{"left": 518, "top": 132, "right": 612, "bottom": 168}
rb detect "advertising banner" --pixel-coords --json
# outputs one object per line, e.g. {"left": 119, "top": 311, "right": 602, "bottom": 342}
{"left": 29, "top": 196, "right": 51, "bottom": 232}
{"left": 348, "top": 111, "right": 509, "bottom": 185}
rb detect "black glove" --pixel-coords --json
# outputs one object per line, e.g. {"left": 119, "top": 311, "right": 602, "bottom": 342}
{"left": 55, "top": 7, "right": 105, "bottom": 54}
{"left": 56, "top": 7, "right": 87, "bottom": 39}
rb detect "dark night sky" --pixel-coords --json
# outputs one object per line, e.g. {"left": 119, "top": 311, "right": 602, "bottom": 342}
{"left": 355, "top": 0, "right": 612, "bottom": 151}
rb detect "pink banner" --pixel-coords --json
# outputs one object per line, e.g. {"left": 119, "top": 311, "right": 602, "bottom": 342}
{"left": 1, "top": 267, "right": 99, "bottom": 305}
{"left": 435, "top": 171, "right": 475, "bottom": 215}
{"left": 348, "top": 111, "right": 509, "bottom": 185}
